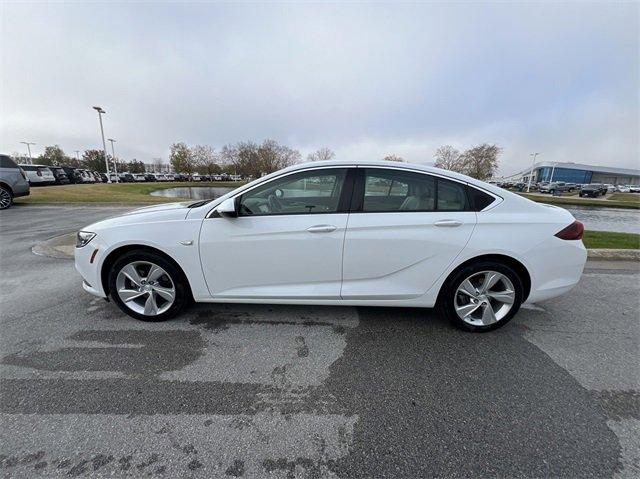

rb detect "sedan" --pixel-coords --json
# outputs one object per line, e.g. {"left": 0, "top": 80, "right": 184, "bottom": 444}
{"left": 75, "top": 160, "right": 587, "bottom": 332}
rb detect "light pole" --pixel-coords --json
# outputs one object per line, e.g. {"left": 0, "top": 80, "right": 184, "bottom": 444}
{"left": 20, "top": 142, "right": 35, "bottom": 164}
{"left": 74, "top": 150, "right": 81, "bottom": 164}
{"left": 107, "top": 139, "right": 119, "bottom": 183}
{"left": 93, "top": 106, "right": 111, "bottom": 183}
{"left": 526, "top": 152, "right": 540, "bottom": 192}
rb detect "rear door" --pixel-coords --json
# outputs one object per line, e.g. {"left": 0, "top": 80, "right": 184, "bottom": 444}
{"left": 341, "top": 167, "right": 477, "bottom": 300}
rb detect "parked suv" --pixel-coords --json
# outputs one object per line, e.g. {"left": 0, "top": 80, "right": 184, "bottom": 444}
{"left": 49, "top": 166, "right": 70, "bottom": 185}
{"left": 579, "top": 184, "right": 602, "bottom": 198}
{"left": 0, "top": 154, "right": 30, "bottom": 209}
{"left": 18, "top": 164, "right": 56, "bottom": 185}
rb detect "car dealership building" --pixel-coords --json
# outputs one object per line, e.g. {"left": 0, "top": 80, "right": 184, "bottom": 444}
{"left": 501, "top": 161, "right": 640, "bottom": 185}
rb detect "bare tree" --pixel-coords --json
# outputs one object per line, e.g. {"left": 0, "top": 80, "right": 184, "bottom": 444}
{"left": 461, "top": 144, "right": 501, "bottom": 180}
{"left": 433, "top": 145, "right": 465, "bottom": 173}
{"left": 192, "top": 144, "right": 220, "bottom": 176}
{"left": 307, "top": 147, "right": 335, "bottom": 162}
{"left": 221, "top": 139, "right": 300, "bottom": 178}
{"left": 382, "top": 154, "right": 404, "bottom": 162}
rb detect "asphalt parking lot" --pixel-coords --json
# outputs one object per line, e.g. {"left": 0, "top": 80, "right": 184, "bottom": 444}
{"left": 0, "top": 204, "right": 638, "bottom": 478}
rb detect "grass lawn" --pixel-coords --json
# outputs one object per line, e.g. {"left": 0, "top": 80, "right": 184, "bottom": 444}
{"left": 15, "top": 181, "right": 243, "bottom": 204}
{"left": 582, "top": 230, "right": 640, "bottom": 249}
{"left": 519, "top": 192, "right": 640, "bottom": 209}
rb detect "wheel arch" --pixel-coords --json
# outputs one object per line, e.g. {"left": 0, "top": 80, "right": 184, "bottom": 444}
{"left": 100, "top": 244, "right": 194, "bottom": 300}
{"left": 437, "top": 254, "right": 532, "bottom": 303}
{"left": 0, "top": 182, "right": 14, "bottom": 195}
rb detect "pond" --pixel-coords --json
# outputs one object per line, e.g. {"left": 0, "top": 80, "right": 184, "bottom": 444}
{"left": 151, "top": 187, "right": 639, "bottom": 234}
{"left": 563, "top": 205, "right": 640, "bottom": 234}
{"left": 150, "top": 186, "right": 234, "bottom": 200}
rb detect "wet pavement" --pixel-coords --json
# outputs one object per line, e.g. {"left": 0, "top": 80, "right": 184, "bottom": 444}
{"left": 0, "top": 204, "right": 638, "bottom": 478}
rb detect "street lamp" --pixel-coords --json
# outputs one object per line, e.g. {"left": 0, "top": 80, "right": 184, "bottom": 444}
{"left": 20, "top": 142, "right": 35, "bottom": 164}
{"left": 107, "top": 138, "right": 119, "bottom": 183}
{"left": 74, "top": 150, "right": 81, "bottom": 162}
{"left": 93, "top": 106, "right": 111, "bottom": 183}
{"left": 526, "top": 152, "right": 540, "bottom": 192}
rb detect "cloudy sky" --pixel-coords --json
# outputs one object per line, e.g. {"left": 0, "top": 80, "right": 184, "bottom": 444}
{"left": 1, "top": 1, "right": 638, "bottom": 175}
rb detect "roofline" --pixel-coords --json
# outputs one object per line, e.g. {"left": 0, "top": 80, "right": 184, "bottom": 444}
{"left": 503, "top": 161, "right": 640, "bottom": 178}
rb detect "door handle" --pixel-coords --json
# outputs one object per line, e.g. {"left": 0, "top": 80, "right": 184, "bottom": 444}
{"left": 307, "top": 224, "right": 337, "bottom": 233}
{"left": 434, "top": 219, "right": 463, "bottom": 227}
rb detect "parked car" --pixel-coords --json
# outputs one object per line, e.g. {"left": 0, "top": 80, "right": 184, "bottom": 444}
{"left": 154, "top": 173, "right": 168, "bottom": 181}
{"left": 0, "top": 154, "right": 30, "bottom": 209}
{"left": 579, "top": 184, "right": 602, "bottom": 198}
{"left": 615, "top": 185, "right": 630, "bottom": 193}
{"left": 75, "top": 160, "right": 587, "bottom": 332}
{"left": 629, "top": 185, "right": 640, "bottom": 193}
{"left": 118, "top": 173, "right": 135, "bottom": 183}
{"left": 48, "top": 166, "right": 70, "bottom": 185}
{"left": 91, "top": 171, "right": 103, "bottom": 183}
{"left": 538, "top": 182, "right": 573, "bottom": 194}
{"left": 18, "top": 164, "right": 56, "bottom": 185}
{"left": 99, "top": 173, "right": 109, "bottom": 183}
{"left": 144, "top": 174, "right": 157, "bottom": 182}
{"left": 133, "top": 173, "right": 147, "bottom": 182}
{"left": 191, "top": 173, "right": 202, "bottom": 181}
{"left": 604, "top": 184, "right": 615, "bottom": 194}
{"left": 165, "top": 174, "right": 175, "bottom": 181}
{"left": 60, "top": 166, "right": 82, "bottom": 184}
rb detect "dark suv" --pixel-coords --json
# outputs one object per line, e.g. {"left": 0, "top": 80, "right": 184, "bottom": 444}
{"left": 0, "top": 154, "right": 30, "bottom": 209}
{"left": 579, "top": 184, "right": 602, "bottom": 198}
{"left": 49, "top": 166, "right": 70, "bottom": 185}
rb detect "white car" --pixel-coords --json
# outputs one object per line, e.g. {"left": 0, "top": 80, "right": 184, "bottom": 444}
{"left": 18, "top": 164, "right": 56, "bottom": 185}
{"left": 75, "top": 160, "right": 587, "bottom": 332}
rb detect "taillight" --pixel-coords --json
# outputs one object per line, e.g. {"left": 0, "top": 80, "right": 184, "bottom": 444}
{"left": 555, "top": 220, "right": 584, "bottom": 240}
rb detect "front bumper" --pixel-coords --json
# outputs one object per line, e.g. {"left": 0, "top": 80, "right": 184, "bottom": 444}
{"left": 75, "top": 243, "right": 107, "bottom": 298}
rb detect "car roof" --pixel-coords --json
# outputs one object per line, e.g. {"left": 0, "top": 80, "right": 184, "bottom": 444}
{"left": 276, "top": 159, "right": 507, "bottom": 197}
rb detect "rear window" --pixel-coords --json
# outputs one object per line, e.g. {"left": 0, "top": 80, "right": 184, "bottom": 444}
{"left": 0, "top": 155, "right": 18, "bottom": 168}
{"left": 20, "top": 165, "right": 36, "bottom": 171}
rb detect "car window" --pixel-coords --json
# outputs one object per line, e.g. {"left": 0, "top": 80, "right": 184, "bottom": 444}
{"left": 362, "top": 169, "right": 436, "bottom": 212}
{"left": 0, "top": 155, "right": 18, "bottom": 168}
{"left": 361, "top": 168, "right": 471, "bottom": 212}
{"left": 437, "top": 178, "right": 469, "bottom": 211}
{"left": 20, "top": 165, "right": 36, "bottom": 171}
{"left": 467, "top": 186, "right": 495, "bottom": 211}
{"left": 239, "top": 168, "right": 347, "bottom": 216}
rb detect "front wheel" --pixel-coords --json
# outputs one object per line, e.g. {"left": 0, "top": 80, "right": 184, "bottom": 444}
{"left": 0, "top": 186, "right": 13, "bottom": 209}
{"left": 108, "top": 250, "right": 190, "bottom": 322}
{"left": 439, "top": 262, "right": 523, "bottom": 332}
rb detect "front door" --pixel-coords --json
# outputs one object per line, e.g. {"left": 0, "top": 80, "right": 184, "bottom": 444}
{"left": 341, "top": 167, "right": 476, "bottom": 300}
{"left": 199, "top": 167, "right": 353, "bottom": 299}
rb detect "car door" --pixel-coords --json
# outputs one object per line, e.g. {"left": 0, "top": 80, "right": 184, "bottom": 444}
{"left": 341, "top": 167, "right": 477, "bottom": 300}
{"left": 199, "top": 167, "right": 354, "bottom": 299}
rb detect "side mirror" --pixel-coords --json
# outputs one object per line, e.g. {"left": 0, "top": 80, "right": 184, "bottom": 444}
{"left": 216, "top": 197, "right": 238, "bottom": 218}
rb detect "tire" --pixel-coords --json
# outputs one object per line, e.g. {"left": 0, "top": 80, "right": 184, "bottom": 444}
{"left": 108, "top": 250, "right": 190, "bottom": 322}
{"left": 439, "top": 261, "right": 524, "bottom": 332}
{"left": 0, "top": 186, "right": 13, "bottom": 210}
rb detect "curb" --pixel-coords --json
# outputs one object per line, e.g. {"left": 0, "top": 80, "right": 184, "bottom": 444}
{"left": 586, "top": 249, "right": 640, "bottom": 261}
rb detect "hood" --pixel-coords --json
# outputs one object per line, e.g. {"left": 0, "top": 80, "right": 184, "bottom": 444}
{"left": 83, "top": 202, "right": 193, "bottom": 232}
{"left": 121, "top": 201, "right": 193, "bottom": 216}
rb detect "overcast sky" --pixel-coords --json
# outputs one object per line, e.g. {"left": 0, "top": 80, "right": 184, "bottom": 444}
{"left": 1, "top": 1, "right": 638, "bottom": 175}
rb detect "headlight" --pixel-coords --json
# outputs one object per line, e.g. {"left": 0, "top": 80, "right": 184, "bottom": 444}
{"left": 76, "top": 231, "right": 96, "bottom": 248}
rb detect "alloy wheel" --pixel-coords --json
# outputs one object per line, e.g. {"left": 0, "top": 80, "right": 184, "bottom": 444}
{"left": 0, "top": 188, "right": 11, "bottom": 209}
{"left": 454, "top": 271, "right": 516, "bottom": 326}
{"left": 115, "top": 261, "right": 176, "bottom": 316}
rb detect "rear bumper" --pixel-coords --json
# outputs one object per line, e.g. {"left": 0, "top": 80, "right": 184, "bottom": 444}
{"left": 12, "top": 183, "right": 30, "bottom": 197}
{"left": 525, "top": 238, "right": 587, "bottom": 304}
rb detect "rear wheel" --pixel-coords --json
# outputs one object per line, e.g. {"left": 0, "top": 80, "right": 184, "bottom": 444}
{"left": 108, "top": 250, "right": 189, "bottom": 322}
{"left": 0, "top": 186, "right": 12, "bottom": 210}
{"left": 440, "top": 261, "right": 523, "bottom": 332}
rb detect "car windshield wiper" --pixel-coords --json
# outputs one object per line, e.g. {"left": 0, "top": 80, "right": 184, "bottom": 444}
{"left": 188, "top": 199, "right": 213, "bottom": 208}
